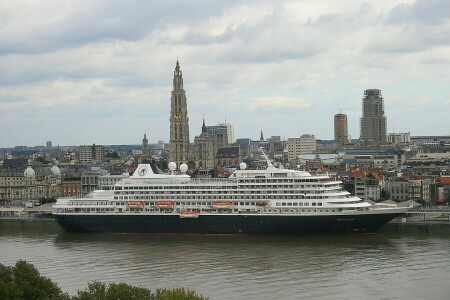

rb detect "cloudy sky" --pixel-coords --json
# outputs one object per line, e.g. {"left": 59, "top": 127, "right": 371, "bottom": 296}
{"left": 0, "top": 0, "right": 449, "bottom": 147}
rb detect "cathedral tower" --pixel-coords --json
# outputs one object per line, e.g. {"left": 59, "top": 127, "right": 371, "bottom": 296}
{"left": 169, "top": 60, "right": 190, "bottom": 166}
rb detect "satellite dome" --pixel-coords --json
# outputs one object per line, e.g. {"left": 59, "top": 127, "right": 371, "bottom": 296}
{"left": 24, "top": 166, "right": 35, "bottom": 178}
{"left": 51, "top": 164, "right": 61, "bottom": 176}
{"left": 179, "top": 164, "right": 188, "bottom": 173}
{"left": 168, "top": 162, "right": 177, "bottom": 171}
{"left": 239, "top": 162, "right": 247, "bottom": 170}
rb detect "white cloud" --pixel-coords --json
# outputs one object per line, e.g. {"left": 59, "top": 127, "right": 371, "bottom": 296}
{"left": 0, "top": 0, "right": 449, "bottom": 146}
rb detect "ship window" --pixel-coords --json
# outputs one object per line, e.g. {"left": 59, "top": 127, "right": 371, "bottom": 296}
{"left": 282, "top": 203, "right": 286, "bottom": 206}
{"left": 304, "top": 203, "right": 309, "bottom": 206}
{"left": 318, "top": 203, "right": 322, "bottom": 206}
{"left": 312, "top": 203, "right": 316, "bottom": 206}
{"left": 276, "top": 203, "right": 281, "bottom": 206}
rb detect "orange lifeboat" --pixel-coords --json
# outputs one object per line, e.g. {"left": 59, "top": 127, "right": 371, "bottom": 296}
{"left": 127, "top": 201, "right": 144, "bottom": 207}
{"left": 212, "top": 201, "right": 233, "bottom": 209}
{"left": 255, "top": 201, "right": 268, "bottom": 207}
{"left": 155, "top": 201, "right": 174, "bottom": 208}
{"left": 179, "top": 210, "right": 200, "bottom": 219}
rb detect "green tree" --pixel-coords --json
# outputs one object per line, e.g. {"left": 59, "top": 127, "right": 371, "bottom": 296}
{"left": 1, "top": 260, "right": 207, "bottom": 300}
{"left": 0, "top": 260, "right": 69, "bottom": 300}
{"left": 73, "top": 281, "right": 152, "bottom": 300}
{"left": 154, "top": 287, "right": 208, "bottom": 300}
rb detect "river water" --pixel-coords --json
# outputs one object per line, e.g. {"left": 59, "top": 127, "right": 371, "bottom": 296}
{"left": 1, "top": 227, "right": 449, "bottom": 300}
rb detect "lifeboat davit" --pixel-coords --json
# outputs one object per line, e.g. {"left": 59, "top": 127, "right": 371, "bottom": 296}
{"left": 155, "top": 201, "right": 174, "bottom": 208}
{"left": 212, "top": 201, "right": 233, "bottom": 209}
{"left": 127, "top": 201, "right": 144, "bottom": 207}
{"left": 255, "top": 201, "right": 268, "bottom": 207}
{"left": 179, "top": 211, "right": 200, "bottom": 219}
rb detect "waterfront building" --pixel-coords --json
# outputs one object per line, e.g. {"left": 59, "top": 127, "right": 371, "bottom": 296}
{"left": 79, "top": 144, "right": 105, "bottom": 164}
{"left": 60, "top": 179, "right": 81, "bottom": 198}
{"left": 286, "top": 134, "right": 316, "bottom": 163}
{"left": 80, "top": 167, "right": 108, "bottom": 195}
{"left": 0, "top": 164, "right": 61, "bottom": 203}
{"left": 169, "top": 60, "right": 190, "bottom": 166}
{"left": 386, "top": 177, "right": 431, "bottom": 202}
{"left": 345, "top": 171, "right": 383, "bottom": 201}
{"left": 360, "top": 89, "right": 387, "bottom": 146}
{"left": 334, "top": 113, "right": 349, "bottom": 145}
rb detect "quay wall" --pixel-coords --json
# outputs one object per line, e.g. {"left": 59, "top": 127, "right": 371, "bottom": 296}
{"left": 0, "top": 217, "right": 61, "bottom": 231}
{"left": 1, "top": 216, "right": 450, "bottom": 234}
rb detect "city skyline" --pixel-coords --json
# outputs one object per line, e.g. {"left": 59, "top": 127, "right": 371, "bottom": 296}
{"left": 0, "top": 0, "right": 449, "bottom": 147}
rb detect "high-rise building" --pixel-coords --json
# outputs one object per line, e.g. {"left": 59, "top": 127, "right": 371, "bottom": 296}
{"left": 334, "top": 113, "right": 348, "bottom": 145}
{"left": 169, "top": 60, "right": 190, "bottom": 166}
{"left": 46, "top": 141, "right": 52, "bottom": 148}
{"left": 79, "top": 144, "right": 105, "bottom": 164}
{"left": 360, "top": 89, "right": 387, "bottom": 146}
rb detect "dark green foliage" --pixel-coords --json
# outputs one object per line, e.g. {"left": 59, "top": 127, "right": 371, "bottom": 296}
{"left": 0, "top": 260, "right": 69, "bottom": 300}
{"left": 1, "top": 260, "right": 207, "bottom": 300}
{"left": 154, "top": 287, "right": 208, "bottom": 300}
{"left": 73, "top": 281, "right": 152, "bottom": 300}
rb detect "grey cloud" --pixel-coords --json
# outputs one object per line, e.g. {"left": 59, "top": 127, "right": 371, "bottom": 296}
{"left": 386, "top": 0, "right": 450, "bottom": 25}
{"left": 0, "top": 0, "right": 245, "bottom": 55}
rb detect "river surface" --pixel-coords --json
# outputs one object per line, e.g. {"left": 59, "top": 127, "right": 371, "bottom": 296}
{"left": 1, "top": 227, "right": 449, "bottom": 300}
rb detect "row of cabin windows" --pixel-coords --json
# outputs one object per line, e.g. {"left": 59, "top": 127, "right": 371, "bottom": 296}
{"left": 276, "top": 202, "right": 323, "bottom": 207}
{"left": 113, "top": 195, "right": 333, "bottom": 200}
{"left": 117, "top": 184, "right": 334, "bottom": 190}
{"left": 115, "top": 189, "right": 336, "bottom": 195}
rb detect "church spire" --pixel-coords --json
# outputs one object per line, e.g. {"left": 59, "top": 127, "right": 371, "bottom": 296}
{"left": 202, "top": 117, "right": 206, "bottom": 133}
{"left": 169, "top": 60, "right": 190, "bottom": 165}
{"left": 260, "top": 130, "right": 264, "bottom": 141}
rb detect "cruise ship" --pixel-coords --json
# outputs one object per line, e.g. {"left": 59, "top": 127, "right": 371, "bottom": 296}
{"left": 53, "top": 152, "right": 408, "bottom": 234}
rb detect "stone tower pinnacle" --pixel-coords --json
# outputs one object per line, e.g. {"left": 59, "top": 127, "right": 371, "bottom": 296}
{"left": 169, "top": 60, "right": 190, "bottom": 166}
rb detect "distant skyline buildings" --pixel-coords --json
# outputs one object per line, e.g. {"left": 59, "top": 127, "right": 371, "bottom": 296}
{"left": 360, "top": 89, "right": 387, "bottom": 146}
{"left": 334, "top": 113, "right": 348, "bottom": 145}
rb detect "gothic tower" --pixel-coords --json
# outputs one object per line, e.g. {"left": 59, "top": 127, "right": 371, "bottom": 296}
{"left": 169, "top": 60, "right": 190, "bottom": 166}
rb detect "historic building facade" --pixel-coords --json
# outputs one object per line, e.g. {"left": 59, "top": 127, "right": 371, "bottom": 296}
{"left": 169, "top": 60, "right": 190, "bottom": 166}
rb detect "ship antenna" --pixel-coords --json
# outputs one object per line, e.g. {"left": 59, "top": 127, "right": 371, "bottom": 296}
{"left": 259, "top": 147, "right": 276, "bottom": 170}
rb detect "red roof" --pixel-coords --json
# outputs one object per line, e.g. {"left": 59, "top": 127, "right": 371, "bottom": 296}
{"left": 437, "top": 177, "right": 450, "bottom": 184}
{"left": 350, "top": 171, "right": 367, "bottom": 178}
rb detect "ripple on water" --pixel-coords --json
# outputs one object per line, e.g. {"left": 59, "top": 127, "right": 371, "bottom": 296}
{"left": 1, "top": 232, "right": 450, "bottom": 299}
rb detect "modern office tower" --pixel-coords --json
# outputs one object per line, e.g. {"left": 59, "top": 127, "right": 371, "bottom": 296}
{"left": 79, "top": 144, "right": 105, "bottom": 164}
{"left": 334, "top": 113, "right": 348, "bottom": 145}
{"left": 169, "top": 60, "right": 190, "bottom": 166}
{"left": 46, "top": 141, "right": 52, "bottom": 148}
{"left": 286, "top": 134, "right": 316, "bottom": 162}
{"left": 360, "top": 89, "right": 387, "bottom": 146}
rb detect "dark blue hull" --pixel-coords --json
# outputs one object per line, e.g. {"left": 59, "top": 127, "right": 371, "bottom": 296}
{"left": 54, "top": 212, "right": 401, "bottom": 234}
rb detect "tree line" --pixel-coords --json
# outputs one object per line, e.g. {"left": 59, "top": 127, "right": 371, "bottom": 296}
{"left": 0, "top": 260, "right": 207, "bottom": 300}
